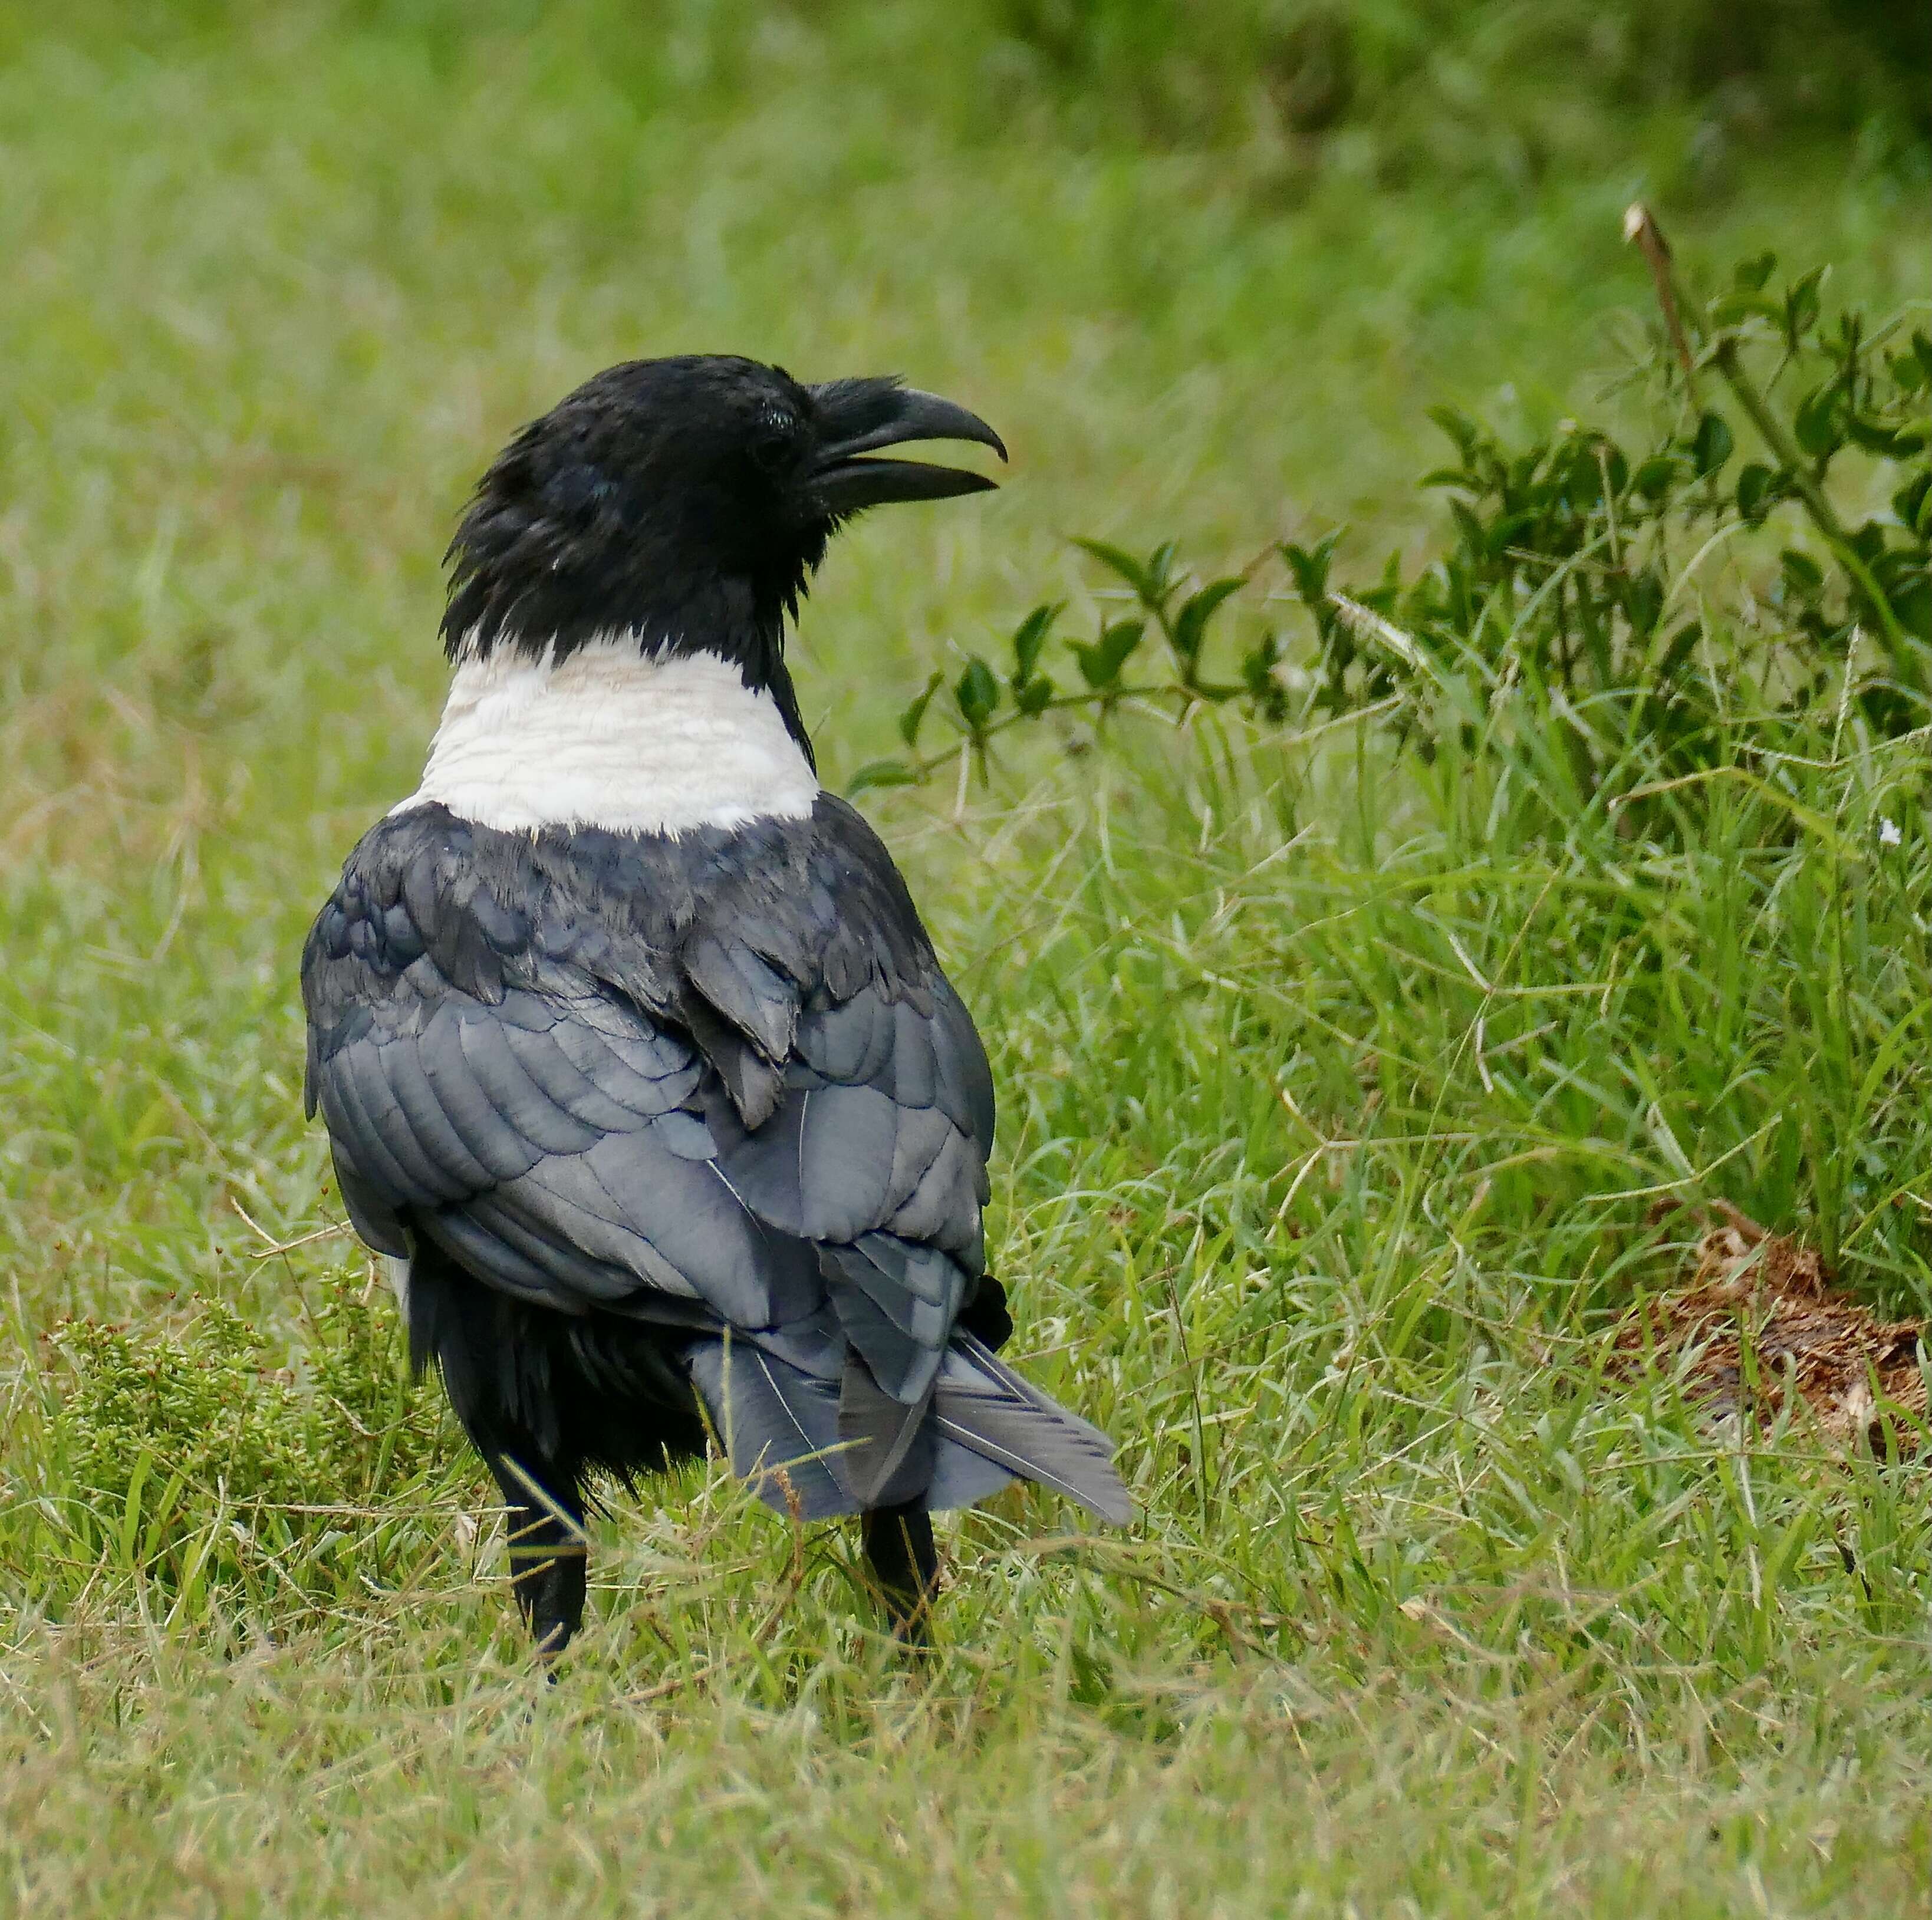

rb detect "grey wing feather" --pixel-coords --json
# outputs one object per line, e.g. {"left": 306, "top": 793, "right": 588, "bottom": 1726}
{"left": 686, "top": 1338, "right": 850, "bottom": 1521}
{"left": 818, "top": 1237, "right": 969, "bottom": 1401}
{"left": 921, "top": 1436, "right": 1021, "bottom": 1512}
{"left": 420, "top": 1205, "right": 581, "bottom": 1308}
{"left": 834, "top": 1356, "right": 935, "bottom": 1507}
{"left": 794, "top": 1084, "right": 900, "bottom": 1241}
{"left": 685, "top": 933, "right": 798, "bottom": 1061}
{"left": 312, "top": 968, "right": 817, "bottom": 1328}
{"left": 499, "top": 1016, "right": 670, "bottom": 1131}
{"left": 453, "top": 1016, "right": 605, "bottom": 1157}
{"left": 378, "top": 1032, "right": 500, "bottom": 1189}
{"left": 410, "top": 1009, "right": 545, "bottom": 1181}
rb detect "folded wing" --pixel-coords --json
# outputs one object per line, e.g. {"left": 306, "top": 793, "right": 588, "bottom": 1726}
{"left": 302, "top": 798, "right": 1126, "bottom": 1524}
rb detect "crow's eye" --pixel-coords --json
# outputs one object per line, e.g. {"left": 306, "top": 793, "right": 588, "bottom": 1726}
{"left": 749, "top": 408, "right": 799, "bottom": 475}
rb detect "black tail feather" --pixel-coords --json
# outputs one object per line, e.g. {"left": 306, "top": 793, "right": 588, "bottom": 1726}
{"left": 932, "top": 1333, "right": 1133, "bottom": 1524}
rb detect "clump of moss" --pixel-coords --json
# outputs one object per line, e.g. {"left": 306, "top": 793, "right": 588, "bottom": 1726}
{"left": 42, "top": 1271, "right": 453, "bottom": 1599}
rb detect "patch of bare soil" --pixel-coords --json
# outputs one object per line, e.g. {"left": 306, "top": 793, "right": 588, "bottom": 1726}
{"left": 1617, "top": 1201, "right": 1927, "bottom": 1450}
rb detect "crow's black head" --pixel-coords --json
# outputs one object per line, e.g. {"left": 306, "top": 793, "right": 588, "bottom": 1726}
{"left": 440, "top": 355, "right": 1005, "bottom": 693}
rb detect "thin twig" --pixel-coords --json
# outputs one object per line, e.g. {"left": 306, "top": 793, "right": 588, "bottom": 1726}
{"left": 1622, "top": 203, "right": 1694, "bottom": 380}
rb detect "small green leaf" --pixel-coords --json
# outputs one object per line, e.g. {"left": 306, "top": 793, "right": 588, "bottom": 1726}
{"left": 1690, "top": 411, "right": 1734, "bottom": 478}
{"left": 1848, "top": 519, "right": 1885, "bottom": 566}
{"left": 1070, "top": 618, "right": 1144, "bottom": 689}
{"left": 1654, "top": 620, "right": 1703, "bottom": 684}
{"left": 1915, "top": 331, "right": 1932, "bottom": 388}
{"left": 1240, "top": 631, "right": 1282, "bottom": 707}
{"left": 1014, "top": 673, "right": 1056, "bottom": 716}
{"left": 897, "top": 670, "right": 944, "bottom": 748}
{"left": 1008, "top": 602, "right": 1061, "bottom": 685}
{"left": 1893, "top": 473, "right": 1931, "bottom": 538}
{"left": 1143, "top": 542, "right": 1179, "bottom": 604}
{"left": 1735, "top": 462, "right": 1778, "bottom": 525}
{"left": 1733, "top": 252, "right": 1776, "bottom": 293}
{"left": 1711, "top": 291, "right": 1784, "bottom": 326}
{"left": 1101, "top": 619, "right": 1146, "bottom": 681}
{"left": 1426, "top": 405, "right": 1480, "bottom": 459}
{"left": 1449, "top": 499, "right": 1487, "bottom": 558}
{"left": 1281, "top": 532, "right": 1339, "bottom": 605}
{"left": 1631, "top": 455, "right": 1680, "bottom": 499}
{"left": 1171, "top": 577, "right": 1243, "bottom": 664}
{"left": 846, "top": 758, "right": 921, "bottom": 795}
{"left": 1487, "top": 508, "right": 1534, "bottom": 561}
{"left": 1622, "top": 568, "right": 1664, "bottom": 637}
{"left": 1071, "top": 538, "right": 1151, "bottom": 599}
{"left": 955, "top": 656, "right": 1001, "bottom": 729}
{"left": 1785, "top": 266, "right": 1825, "bottom": 343}
{"left": 1843, "top": 414, "right": 1905, "bottom": 456}
{"left": 1793, "top": 387, "right": 1842, "bottom": 460}
{"left": 1780, "top": 549, "right": 1824, "bottom": 597}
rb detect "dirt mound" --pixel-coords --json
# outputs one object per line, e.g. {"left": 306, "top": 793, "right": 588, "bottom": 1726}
{"left": 1617, "top": 1201, "right": 1927, "bottom": 1449}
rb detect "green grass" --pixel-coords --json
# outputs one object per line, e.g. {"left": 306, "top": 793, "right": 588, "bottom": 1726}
{"left": 3, "top": 7, "right": 1930, "bottom": 1915}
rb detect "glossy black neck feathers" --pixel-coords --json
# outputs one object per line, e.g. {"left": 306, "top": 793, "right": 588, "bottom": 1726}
{"left": 439, "top": 358, "right": 829, "bottom": 750}
{"left": 436, "top": 354, "right": 1005, "bottom": 758}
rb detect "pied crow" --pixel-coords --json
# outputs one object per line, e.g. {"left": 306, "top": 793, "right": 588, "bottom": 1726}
{"left": 301, "top": 356, "right": 1130, "bottom": 1653}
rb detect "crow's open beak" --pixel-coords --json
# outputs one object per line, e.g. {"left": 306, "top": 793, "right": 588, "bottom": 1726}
{"left": 808, "top": 378, "right": 1007, "bottom": 515}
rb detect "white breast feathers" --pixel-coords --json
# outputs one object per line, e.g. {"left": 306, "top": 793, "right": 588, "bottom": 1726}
{"left": 394, "top": 640, "right": 820, "bottom": 835}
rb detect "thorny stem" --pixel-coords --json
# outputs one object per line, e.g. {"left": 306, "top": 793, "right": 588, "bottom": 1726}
{"left": 1625, "top": 201, "right": 1916, "bottom": 675}
{"left": 1709, "top": 337, "right": 1914, "bottom": 666}
{"left": 1710, "top": 338, "right": 1847, "bottom": 541}
{"left": 873, "top": 677, "right": 1252, "bottom": 791}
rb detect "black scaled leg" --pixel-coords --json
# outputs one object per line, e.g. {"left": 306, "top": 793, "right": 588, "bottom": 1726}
{"left": 862, "top": 1500, "right": 940, "bottom": 1647}
{"left": 487, "top": 1452, "right": 588, "bottom": 1658}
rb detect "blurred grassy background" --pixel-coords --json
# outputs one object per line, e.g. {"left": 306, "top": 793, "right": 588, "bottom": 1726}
{"left": 0, "top": 0, "right": 1905, "bottom": 1288}
{"left": 1, "top": 6, "right": 1928, "bottom": 1915}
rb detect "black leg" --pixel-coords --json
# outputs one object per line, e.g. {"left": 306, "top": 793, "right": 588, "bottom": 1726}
{"left": 488, "top": 1453, "right": 588, "bottom": 1658}
{"left": 862, "top": 1500, "right": 939, "bottom": 1646}
{"left": 409, "top": 1249, "right": 593, "bottom": 1659}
